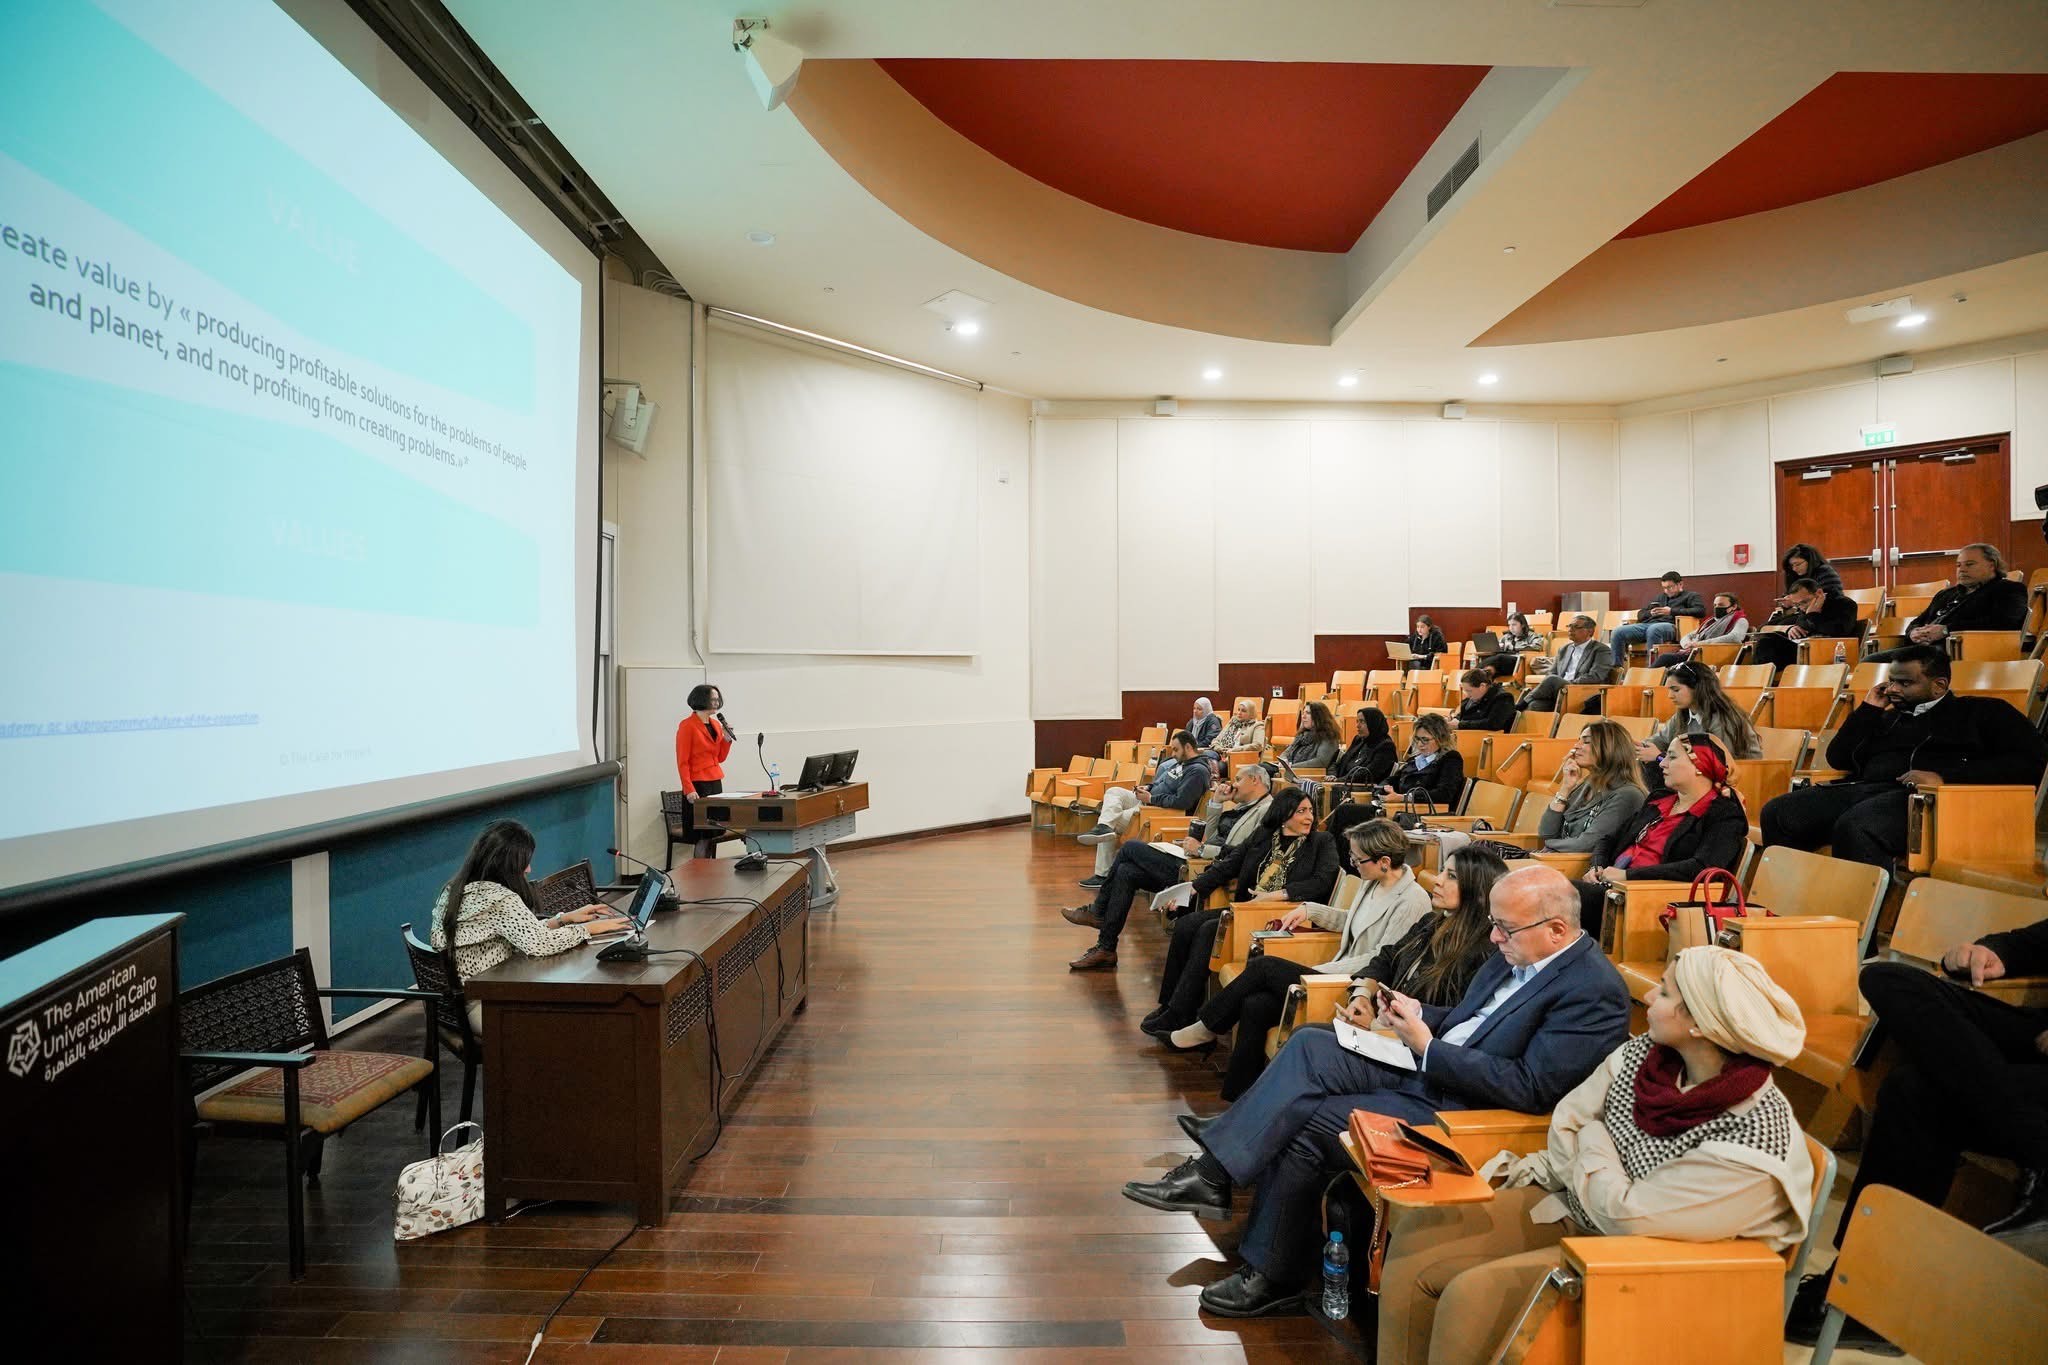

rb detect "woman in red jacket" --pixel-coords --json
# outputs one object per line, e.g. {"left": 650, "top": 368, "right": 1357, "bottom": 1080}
{"left": 675, "top": 683, "right": 735, "bottom": 857}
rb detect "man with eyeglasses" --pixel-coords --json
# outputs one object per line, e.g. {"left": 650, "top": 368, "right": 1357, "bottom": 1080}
{"left": 1121, "top": 865, "right": 1630, "bottom": 1318}
{"left": 1518, "top": 615, "right": 1613, "bottom": 713}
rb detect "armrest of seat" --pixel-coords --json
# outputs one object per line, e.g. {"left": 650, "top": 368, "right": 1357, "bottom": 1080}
{"left": 1492, "top": 741, "right": 1533, "bottom": 788}
{"left": 1978, "top": 975, "right": 2048, "bottom": 1010}
{"left": 1907, "top": 783, "right": 2038, "bottom": 874}
{"left": 1278, "top": 974, "right": 1353, "bottom": 1039}
{"left": 1435, "top": 1108, "right": 1551, "bottom": 1164}
{"left": 1563, "top": 1235, "right": 1784, "bottom": 1275}
{"left": 313, "top": 987, "right": 441, "bottom": 1002}
{"left": 1257, "top": 929, "right": 1342, "bottom": 967}
{"left": 182, "top": 1049, "right": 316, "bottom": 1069}
{"left": 1608, "top": 880, "right": 1693, "bottom": 965}
{"left": 1514, "top": 851, "right": 1595, "bottom": 880}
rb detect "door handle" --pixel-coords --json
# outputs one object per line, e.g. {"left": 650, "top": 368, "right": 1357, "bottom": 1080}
{"left": 1899, "top": 547, "right": 1960, "bottom": 559}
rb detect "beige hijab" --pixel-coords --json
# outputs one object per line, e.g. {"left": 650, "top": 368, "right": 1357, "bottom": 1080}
{"left": 1671, "top": 945, "right": 1806, "bottom": 1066}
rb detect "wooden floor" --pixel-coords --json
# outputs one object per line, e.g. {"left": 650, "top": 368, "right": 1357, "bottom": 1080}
{"left": 184, "top": 825, "right": 1353, "bottom": 1363}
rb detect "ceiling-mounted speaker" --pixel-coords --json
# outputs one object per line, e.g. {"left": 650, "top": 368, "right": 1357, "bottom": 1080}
{"left": 1153, "top": 399, "right": 1179, "bottom": 417}
{"left": 1441, "top": 402, "right": 1467, "bottom": 420}
{"left": 1877, "top": 354, "right": 1914, "bottom": 377}
{"left": 734, "top": 19, "right": 803, "bottom": 110}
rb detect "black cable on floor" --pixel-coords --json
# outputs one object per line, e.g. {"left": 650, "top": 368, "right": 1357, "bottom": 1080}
{"left": 520, "top": 1219, "right": 638, "bottom": 1365}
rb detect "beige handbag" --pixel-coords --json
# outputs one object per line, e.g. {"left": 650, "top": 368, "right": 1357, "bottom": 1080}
{"left": 394, "top": 1122, "right": 485, "bottom": 1241}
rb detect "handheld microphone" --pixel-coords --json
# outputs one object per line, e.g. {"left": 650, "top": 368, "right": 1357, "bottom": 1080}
{"left": 717, "top": 711, "right": 738, "bottom": 743}
{"left": 607, "top": 846, "right": 680, "bottom": 911}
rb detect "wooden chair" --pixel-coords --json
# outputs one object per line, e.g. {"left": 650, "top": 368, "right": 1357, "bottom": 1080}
{"left": 180, "top": 949, "right": 441, "bottom": 1280}
{"left": 1103, "top": 739, "right": 1137, "bottom": 764}
{"left": 1603, "top": 713, "right": 1658, "bottom": 744}
{"left": 1821, "top": 661, "right": 1892, "bottom": 731}
{"left": 1947, "top": 630, "right": 2026, "bottom": 661}
{"left": 1233, "top": 695, "right": 1267, "bottom": 721}
{"left": 1138, "top": 724, "right": 1168, "bottom": 745}
{"left": 1492, "top": 736, "right": 1579, "bottom": 792}
{"left": 1331, "top": 669, "right": 1366, "bottom": 692}
{"left": 1360, "top": 1114, "right": 1837, "bottom": 1363}
{"left": 660, "top": 789, "right": 693, "bottom": 862}
{"left": 1755, "top": 663, "right": 1847, "bottom": 731}
{"left": 534, "top": 859, "right": 608, "bottom": 920}
{"left": 1809, "top": 1184, "right": 2048, "bottom": 1365}
{"left": 1887, "top": 577, "right": 1950, "bottom": 616}
{"left": 1881, "top": 876, "right": 2048, "bottom": 1009}
{"left": 1265, "top": 698, "right": 1303, "bottom": 743}
{"left": 1512, "top": 709, "right": 1561, "bottom": 737}
{"left": 1717, "top": 662, "right": 1775, "bottom": 689}
{"left": 1725, "top": 758, "right": 1793, "bottom": 837}
{"left": 1299, "top": 682, "right": 1330, "bottom": 704}
{"left": 1752, "top": 726, "right": 1811, "bottom": 768}
{"left": 1949, "top": 657, "right": 2044, "bottom": 721}
{"left": 1595, "top": 667, "right": 1664, "bottom": 717}
{"left": 1422, "top": 779, "right": 1523, "bottom": 832}
{"left": 1868, "top": 613, "right": 1914, "bottom": 653}
{"left": 1448, "top": 729, "right": 1493, "bottom": 774}
{"left": 401, "top": 923, "right": 482, "bottom": 1128}
{"left": 1795, "top": 633, "right": 1865, "bottom": 668}
{"left": 1270, "top": 973, "right": 1354, "bottom": 1057}
{"left": 1844, "top": 585, "right": 1886, "bottom": 621}
{"left": 1692, "top": 640, "right": 1746, "bottom": 668}
{"left": 1908, "top": 777, "right": 2048, "bottom": 896}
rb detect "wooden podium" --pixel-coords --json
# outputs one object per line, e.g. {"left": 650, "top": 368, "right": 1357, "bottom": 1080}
{"left": 699, "top": 781, "right": 869, "bottom": 909}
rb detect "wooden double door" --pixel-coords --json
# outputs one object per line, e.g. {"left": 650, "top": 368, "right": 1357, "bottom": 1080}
{"left": 1776, "top": 435, "right": 2009, "bottom": 591}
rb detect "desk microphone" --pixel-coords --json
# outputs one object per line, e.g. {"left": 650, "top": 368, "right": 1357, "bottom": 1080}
{"left": 607, "top": 847, "right": 680, "bottom": 911}
{"left": 757, "top": 732, "right": 779, "bottom": 793}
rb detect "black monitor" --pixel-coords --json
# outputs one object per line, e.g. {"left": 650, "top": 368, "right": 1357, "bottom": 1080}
{"left": 795, "top": 753, "right": 833, "bottom": 789}
{"left": 824, "top": 750, "right": 859, "bottom": 785}
{"left": 623, "top": 872, "right": 665, "bottom": 930}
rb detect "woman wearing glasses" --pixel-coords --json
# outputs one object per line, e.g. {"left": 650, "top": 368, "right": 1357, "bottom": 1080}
{"left": 1577, "top": 732, "right": 1748, "bottom": 940}
{"left": 1378, "top": 946, "right": 1814, "bottom": 1364}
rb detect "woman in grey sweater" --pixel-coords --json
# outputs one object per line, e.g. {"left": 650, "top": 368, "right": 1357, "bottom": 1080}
{"left": 1279, "top": 699, "right": 1342, "bottom": 769}
{"left": 1539, "top": 721, "right": 1648, "bottom": 853}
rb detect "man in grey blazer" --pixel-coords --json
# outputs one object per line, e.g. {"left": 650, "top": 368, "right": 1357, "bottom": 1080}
{"left": 1519, "top": 615, "right": 1613, "bottom": 713}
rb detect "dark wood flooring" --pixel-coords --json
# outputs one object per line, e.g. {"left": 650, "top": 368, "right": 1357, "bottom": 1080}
{"left": 183, "top": 826, "right": 1354, "bottom": 1363}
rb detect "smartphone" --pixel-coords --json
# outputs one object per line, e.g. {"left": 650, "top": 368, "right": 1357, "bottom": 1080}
{"left": 1250, "top": 928, "right": 1293, "bottom": 940}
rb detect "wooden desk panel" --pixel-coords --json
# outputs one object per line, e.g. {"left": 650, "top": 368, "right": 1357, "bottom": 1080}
{"left": 466, "top": 862, "right": 807, "bottom": 1224}
{"left": 698, "top": 781, "right": 870, "bottom": 831}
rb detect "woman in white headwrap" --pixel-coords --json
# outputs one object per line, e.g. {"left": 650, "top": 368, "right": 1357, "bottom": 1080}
{"left": 1378, "top": 946, "right": 1817, "bottom": 1365}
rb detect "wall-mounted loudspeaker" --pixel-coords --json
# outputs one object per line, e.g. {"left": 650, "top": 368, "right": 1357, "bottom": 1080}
{"left": 1876, "top": 354, "right": 1913, "bottom": 377}
{"left": 1153, "top": 399, "right": 1179, "bottom": 417}
{"left": 1441, "top": 402, "right": 1467, "bottom": 420}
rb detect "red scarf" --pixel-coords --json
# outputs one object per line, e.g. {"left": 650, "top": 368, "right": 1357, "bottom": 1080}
{"left": 1630, "top": 1043, "right": 1771, "bottom": 1137}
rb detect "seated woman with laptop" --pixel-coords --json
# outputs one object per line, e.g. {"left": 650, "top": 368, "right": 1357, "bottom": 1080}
{"left": 430, "top": 819, "right": 629, "bottom": 1031}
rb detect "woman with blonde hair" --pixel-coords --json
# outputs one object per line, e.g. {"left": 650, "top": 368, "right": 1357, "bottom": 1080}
{"left": 1538, "top": 721, "right": 1648, "bottom": 854}
{"left": 1381, "top": 946, "right": 1815, "bottom": 1364}
{"left": 1378, "top": 713, "right": 1463, "bottom": 807}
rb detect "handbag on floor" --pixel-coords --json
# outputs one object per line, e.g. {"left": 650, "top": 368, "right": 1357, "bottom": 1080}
{"left": 394, "top": 1121, "right": 485, "bottom": 1241}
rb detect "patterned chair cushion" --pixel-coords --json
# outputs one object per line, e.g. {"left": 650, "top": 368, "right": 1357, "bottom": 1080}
{"left": 197, "top": 1050, "right": 433, "bottom": 1133}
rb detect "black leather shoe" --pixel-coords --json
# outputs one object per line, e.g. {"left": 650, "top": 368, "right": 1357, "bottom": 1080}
{"left": 1199, "top": 1265, "right": 1304, "bottom": 1318}
{"left": 1078, "top": 874, "right": 1107, "bottom": 890}
{"left": 1783, "top": 1271, "right": 1903, "bottom": 1355}
{"left": 1984, "top": 1166, "right": 2048, "bottom": 1240}
{"left": 1062, "top": 904, "right": 1105, "bottom": 929}
{"left": 1140, "top": 1005, "right": 1172, "bottom": 1031}
{"left": 1177, "top": 1111, "right": 1218, "bottom": 1145}
{"left": 1122, "top": 1156, "right": 1231, "bottom": 1220}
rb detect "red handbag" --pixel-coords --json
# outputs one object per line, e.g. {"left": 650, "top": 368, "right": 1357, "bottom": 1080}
{"left": 1656, "top": 868, "right": 1772, "bottom": 951}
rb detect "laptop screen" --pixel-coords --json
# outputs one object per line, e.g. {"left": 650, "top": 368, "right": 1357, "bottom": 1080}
{"left": 623, "top": 874, "right": 665, "bottom": 929}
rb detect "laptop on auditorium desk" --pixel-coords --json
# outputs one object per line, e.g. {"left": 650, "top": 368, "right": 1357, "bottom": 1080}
{"left": 587, "top": 873, "right": 664, "bottom": 940}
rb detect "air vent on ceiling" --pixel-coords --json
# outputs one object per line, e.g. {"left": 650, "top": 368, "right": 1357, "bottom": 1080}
{"left": 1426, "top": 139, "right": 1482, "bottom": 221}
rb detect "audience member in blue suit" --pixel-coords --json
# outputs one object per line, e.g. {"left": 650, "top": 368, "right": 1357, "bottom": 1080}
{"left": 1121, "top": 864, "right": 1632, "bottom": 1317}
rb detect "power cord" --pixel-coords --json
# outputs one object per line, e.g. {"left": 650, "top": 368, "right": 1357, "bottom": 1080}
{"left": 521, "top": 1218, "right": 638, "bottom": 1365}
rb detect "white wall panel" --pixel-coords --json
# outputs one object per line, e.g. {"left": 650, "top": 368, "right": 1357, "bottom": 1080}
{"left": 1497, "top": 422, "right": 1560, "bottom": 578}
{"left": 1557, "top": 421, "right": 1619, "bottom": 579}
{"left": 1210, "top": 421, "right": 1315, "bottom": 661}
{"left": 1616, "top": 412, "right": 1690, "bottom": 578}
{"left": 1878, "top": 357, "right": 2015, "bottom": 453}
{"left": 1768, "top": 382, "right": 1877, "bottom": 465}
{"left": 1117, "top": 419, "right": 1216, "bottom": 689}
{"left": 1405, "top": 421, "right": 1502, "bottom": 605}
{"left": 2017, "top": 352, "right": 2048, "bottom": 519}
{"left": 1029, "top": 419, "right": 1121, "bottom": 717}
{"left": 1688, "top": 401, "right": 1772, "bottom": 575}
{"left": 1311, "top": 421, "right": 1409, "bottom": 634}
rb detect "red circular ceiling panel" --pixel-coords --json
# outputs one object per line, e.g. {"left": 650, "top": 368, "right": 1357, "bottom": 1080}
{"left": 878, "top": 59, "right": 1489, "bottom": 254}
{"left": 1622, "top": 71, "right": 2048, "bottom": 238}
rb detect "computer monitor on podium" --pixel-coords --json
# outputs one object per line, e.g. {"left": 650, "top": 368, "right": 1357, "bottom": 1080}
{"left": 824, "top": 750, "right": 859, "bottom": 785}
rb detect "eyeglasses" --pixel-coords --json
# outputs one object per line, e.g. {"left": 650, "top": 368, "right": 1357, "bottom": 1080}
{"left": 1488, "top": 915, "right": 1561, "bottom": 939}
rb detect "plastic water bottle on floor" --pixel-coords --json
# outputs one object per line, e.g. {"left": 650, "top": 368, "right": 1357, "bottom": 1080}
{"left": 1321, "top": 1229, "right": 1350, "bottom": 1320}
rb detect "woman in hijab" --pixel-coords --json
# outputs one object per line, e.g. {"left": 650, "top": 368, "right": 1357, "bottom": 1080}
{"left": 1379, "top": 946, "right": 1816, "bottom": 1365}
{"left": 1577, "top": 731, "right": 1749, "bottom": 941}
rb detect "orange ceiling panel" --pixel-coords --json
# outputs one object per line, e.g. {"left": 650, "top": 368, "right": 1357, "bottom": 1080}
{"left": 1623, "top": 71, "right": 2048, "bottom": 238}
{"left": 878, "top": 59, "right": 1489, "bottom": 253}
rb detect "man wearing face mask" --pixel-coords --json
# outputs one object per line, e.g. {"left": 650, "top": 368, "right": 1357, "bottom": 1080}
{"left": 1649, "top": 591, "right": 1748, "bottom": 668}
{"left": 1758, "top": 644, "right": 2047, "bottom": 868}
{"left": 1864, "top": 542, "right": 2027, "bottom": 662}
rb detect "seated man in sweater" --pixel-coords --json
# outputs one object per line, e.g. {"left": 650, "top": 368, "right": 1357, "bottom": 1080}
{"left": 1865, "top": 542, "right": 2028, "bottom": 662}
{"left": 1121, "top": 866, "right": 1631, "bottom": 1317}
{"left": 1075, "top": 729, "right": 1209, "bottom": 885}
{"left": 1759, "top": 645, "right": 2048, "bottom": 868}
{"left": 1063, "top": 763, "right": 1273, "bottom": 970}
{"left": 1609, "top": 571, "right": 1705, "bottom": 660}
{"left": 1449, "top": 667, "right": 1517, "bottom": 732}
{"left": 1787, "top": 914, "right": 2048, "bottom": 1353}
{"left": 1748, "top": 576, "right": 1860, "bottom": 671}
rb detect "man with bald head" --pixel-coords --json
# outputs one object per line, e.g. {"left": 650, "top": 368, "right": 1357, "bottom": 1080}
{"left": 1122, "top": 866, "right": 1631, "bottom": 1317}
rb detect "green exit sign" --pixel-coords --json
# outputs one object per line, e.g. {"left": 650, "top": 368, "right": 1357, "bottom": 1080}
{"left": 1861, "top": 424, "right": 1898, "bottom": 448}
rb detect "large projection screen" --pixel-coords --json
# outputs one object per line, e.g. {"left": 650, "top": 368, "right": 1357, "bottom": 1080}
{"left": 0, "top": 0, "right": 601, "bottom": 893}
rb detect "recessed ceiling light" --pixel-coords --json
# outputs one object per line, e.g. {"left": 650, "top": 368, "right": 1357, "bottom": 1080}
{"left": 1502, "top": 245, "right": 1517, "bottom": 254}
{"left": 1896, "top": 313, "right": 1928, "bottom": 329}
{"left": 822, "top": 285, "right": 835, "bottom": 293}
{"left": 746, "top": 230, "right": 775, "bottom": 246}
{"left": 952, "top": 319, "right": 981, "bottom": 337}
{"left": 1476, "top": 372, "right": 1500, "bottom": 386}
{"left": 1202, "top": 366, "right": 1223, "bottom": 382}
{"left": 1337, "top": 373, "right": 1360, "bottom": 388}
{"left": 1716, "top": 356, "right": 1728, "bottom": 363}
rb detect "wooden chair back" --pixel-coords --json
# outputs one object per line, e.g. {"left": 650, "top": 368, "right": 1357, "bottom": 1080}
{"left": 1266, "top": 698, "right": 1302, "bottom": 742}
{"left": 1724, "top": 759, "right": 1792, "bottom": 823}
{"left": 1887, "top": 877, "right": 2048, "bottom": 968}
{"left": 1299, "top": 682, "right": 1330, "bottom": 704}
{"left": 1526, "top": 610, "right": 1554, "bottom": 632}
{"left": 1104, "top": 740, "right": 1137, "bottom": 763}
{"left": 179, "top": 949, "right": 331, "bottom": 1093}
{"left": 1449, "top": 729, "right": 1492, "bottom": 772}
{"left": 1600, "top": 667, "right": 1665, "bottom": 717}
{"left": 1752, "top": 726, "right": 1811, "bottom": 766}
{"left": 1492, "top": 737, "right": 1579, "bottom": 790}
{"left": 1718, "top": 663, "right": 1775, "bottom": 688}
{"left": 1947, "top": 630, "right": 2025, "bottom": 661}
{"left": 1233, "top": 695, "right": 1266, "bottom": 720}
{"left": 1748, "top": 844, "right": 1889, "bottom": 954}
{"left": 1950, "top": 658, "right": 2043, "bottom": 717}
{"left": 1331, "top": 670, "right": 1366, "bottom": 691}
{"left": 1460, "top": 780, "right": 1521, "bottom": 829}
{"left": 1888, "top": 594, "right": 1937, "bottom": 622}
{"left": 1335, "top": 681, "right": 1366, "bottom": 704}
{"left": 1817, "top": 1184, "right": 2048, "bottom": 1365}
{"left": 1889, "top": 576, "right": 1950, "bottom": 604}
{"left": 1602, "top": 713, "right": 1658, "bottom": 743}
{"left": 535, "top": 860, "right": 600, "bottom": 921}
{"left": 1844, "top": 585, "right": 1886, "bottom": 620}
{"left": 401, "top": 923, "right": 475, "bottom": 1056}
{"left": 1512, "top": 709, "right": 1560, "bottom": 737}
{"left": 1775, "top": 662, "right": 1847, "bottom": 693}
{"left": 1599, "top": 609, "right": 1631, "bottom": 637}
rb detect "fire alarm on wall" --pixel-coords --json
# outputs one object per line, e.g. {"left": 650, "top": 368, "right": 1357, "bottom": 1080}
{"left": 1733, "top": 544, "right": 1750, "bottom": 566}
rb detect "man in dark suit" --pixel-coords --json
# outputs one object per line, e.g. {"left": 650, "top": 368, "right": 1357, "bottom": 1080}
{"left": 1760, "top": 644, "right": 2047, "bottom": 867}
{"left": 1519, "top": 615, "right": 1613, "bottom": 712}
{"left": 1786, "top": 915, "right": 2048, "bottom": 1352}
{"left": 1748, "top": 575, "right": 1861, "bottom": 670}
{"left": 1120, "top": 866, "right": 1631, "bottom": 1316}
{"left": 1865, "top": 542, "right": 2029, "bottom": 662}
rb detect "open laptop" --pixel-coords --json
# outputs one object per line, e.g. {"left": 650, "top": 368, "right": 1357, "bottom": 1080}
{"left": 1470, "top": 630, "right": 1501, "bottom": 656}
{"left": 587, "top": 872, "right": 664, "bottom": 940}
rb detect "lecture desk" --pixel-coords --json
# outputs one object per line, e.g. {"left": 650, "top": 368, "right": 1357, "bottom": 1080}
{"left": 465, "top": 860, "right": 808, "bottom": 1224}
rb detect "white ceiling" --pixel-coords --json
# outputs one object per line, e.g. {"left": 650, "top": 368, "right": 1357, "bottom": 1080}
{"left": 445, "top": 0, "right": 2048, "bottom": 406}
